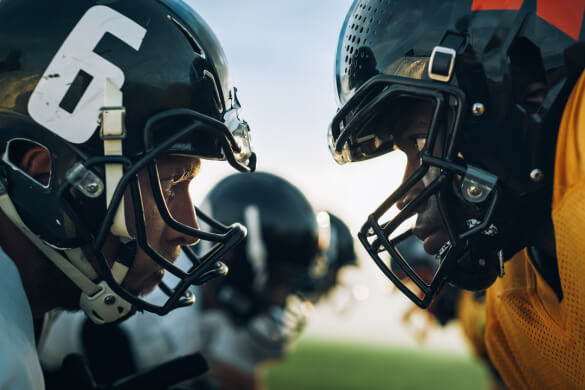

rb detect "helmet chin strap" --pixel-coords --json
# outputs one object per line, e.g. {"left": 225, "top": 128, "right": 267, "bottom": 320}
{"left": 77, "top": 78, "right": 136, "bottom": 324}
{"left": 0, "top": 182, "right": 133, "bottom": 323}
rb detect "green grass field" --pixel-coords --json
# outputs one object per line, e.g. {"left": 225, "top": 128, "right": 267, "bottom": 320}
{"left": 264, "top": 338, "right": 489, "bottom": 390}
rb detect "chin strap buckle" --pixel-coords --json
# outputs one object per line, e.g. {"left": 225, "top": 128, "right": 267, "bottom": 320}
{"left": 428, "top": 46, "right": 456, "bottom": 83}
{"left": 80, "top": 280, "right": 134, "bottom": 324}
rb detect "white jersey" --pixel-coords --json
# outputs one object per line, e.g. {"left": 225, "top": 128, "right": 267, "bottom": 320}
{"left": 40, "top": 298, "right": 202, "bottom": 370}
{"left": 37, "top": 310, "right": 85, "bottom": 371}
{"left": 121, "top": 296, "right": 201, "bottom": 369}
{"left": 40, "top": 251, "right": 203, "bottom": 371}
{"left": 39, "top": 250, "right": 288, "bottom": 378}
{"left": 0, "top": 246, "right": 44, "bottom": 390}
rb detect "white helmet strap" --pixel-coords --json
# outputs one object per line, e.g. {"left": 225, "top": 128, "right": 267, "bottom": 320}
{"left": 101, "top": 78, "right": 131, "bottom": 239}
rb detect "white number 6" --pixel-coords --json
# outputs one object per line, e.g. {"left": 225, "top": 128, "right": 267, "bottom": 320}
{"left": 28, "top": 6, "right": 146, "bottom": 144}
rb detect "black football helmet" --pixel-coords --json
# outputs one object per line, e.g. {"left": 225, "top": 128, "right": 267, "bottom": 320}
{"left": 329, "top": 0, "right": 585, "bottom": 307}
{"left": 200, "top": 172, "right": 321, "bottom": 346}
{"left": 0, "top": 0, "right": 256, "bottom": 323}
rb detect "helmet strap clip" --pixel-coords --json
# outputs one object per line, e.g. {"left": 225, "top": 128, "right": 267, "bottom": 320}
{"left": 428, "top": 46, "right": 456, "bottom": 82}
{"left": 460, "top": 165, "right": 498, "bottom": 203}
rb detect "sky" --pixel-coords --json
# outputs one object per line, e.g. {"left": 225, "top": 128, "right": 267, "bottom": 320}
{"left": 185, "top": 0, "right": 471, "bottom": 354}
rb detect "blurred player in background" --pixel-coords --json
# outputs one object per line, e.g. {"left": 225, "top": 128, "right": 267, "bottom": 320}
{"left": 41, "top": 172, "right": 357, "bottom": 390}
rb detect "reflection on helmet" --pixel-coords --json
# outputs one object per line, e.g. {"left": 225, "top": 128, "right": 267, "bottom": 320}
{"left": 329, "top": 0, "right": 584, "bottom": 307}
{"left": 307, "top": 211, "right": 359, "bottom": 305}
{"left": 0, "top": 0, "right": 256, "bottom": 323}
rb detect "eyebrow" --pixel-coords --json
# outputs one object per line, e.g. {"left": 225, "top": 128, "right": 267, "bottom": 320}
{"left": 161, "top": 161, "right": 201, "bottom": 182}
{"left": 177, "top": 166, "right": 198, "bottom": 181}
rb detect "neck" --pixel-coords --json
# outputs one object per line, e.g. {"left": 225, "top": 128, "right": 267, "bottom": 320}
{"left": 0, "top": 210, "right": 79, "bottom": 320}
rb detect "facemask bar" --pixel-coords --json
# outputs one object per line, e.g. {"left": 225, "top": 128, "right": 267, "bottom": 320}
{"left": 330, "top": 75, "right": 463, "bottom": 164}
{"left": 331, "top": 75, "right": 501, "bottom": 308}
{"left": 362, "top": 153, "right": 499, "bottom": 307}
{"left": 128, "top": 174, "right": 240, "bottom": 284}
{"left": 144, "top": 108, "right": 256, "bottom": 172}
{"left": 126, "top": 178, "right": 246, "bottom": 314}
{"left": 359, "top": 174, "right": 451, "bottom": 307}
{"left": 52, "top": 107, "right": 253, "bottom": 316}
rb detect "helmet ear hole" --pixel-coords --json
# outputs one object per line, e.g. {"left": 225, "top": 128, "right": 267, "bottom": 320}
{"left": 508, "top": 37, "right": 547, "bottom": 113}
{"left": 4, "top": 139, "right": 52, "bottom": 187}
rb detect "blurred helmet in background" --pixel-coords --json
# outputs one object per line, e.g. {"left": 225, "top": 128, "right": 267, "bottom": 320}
{"left": 199, "top": 171, "right": 322, "bottom": 350}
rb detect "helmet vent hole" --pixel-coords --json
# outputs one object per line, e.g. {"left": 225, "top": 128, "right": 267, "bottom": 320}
{"left": 201, "top": 70, "right": 224, "bottom": 112}
{"left": 168, "top": 15, "right": 205, "bottom": 58}
{"left": 341, "top": 0, "right": 386, "bottom": 78}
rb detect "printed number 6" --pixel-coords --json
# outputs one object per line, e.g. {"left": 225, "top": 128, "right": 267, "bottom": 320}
{"left": 28, "top": 5, "right": 146, "bottom": 144}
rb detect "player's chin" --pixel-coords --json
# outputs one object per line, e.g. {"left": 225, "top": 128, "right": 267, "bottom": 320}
{"left": 127, "top": 268, "right": 165, "bottom": 297}
{"left": 142, "top": 269, "right": 165, "bottom": 295}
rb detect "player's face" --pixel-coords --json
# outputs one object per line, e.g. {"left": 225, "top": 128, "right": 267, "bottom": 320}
{"left": 120, "top": 155, "right": 201, "bottom": 295}
{"left": 393, "top": 101, "right": 449, "bottom": 256}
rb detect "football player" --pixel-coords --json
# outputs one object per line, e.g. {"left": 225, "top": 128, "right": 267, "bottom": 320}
{"left": 328, "top": 0, "right": 585, "bottom": 388}
{"left": 41, "top": 172, "right": 355, "bottom": 390}
{"left": 189, "top": 172, "right": 327, "bottom": 390}
{"left": 0, "top": 1, "right": 255, "bottom": 388}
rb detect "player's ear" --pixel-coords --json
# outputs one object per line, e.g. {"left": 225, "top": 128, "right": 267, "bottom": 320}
{"left": 15, "top": 142, "right": 51, "bottom": 186}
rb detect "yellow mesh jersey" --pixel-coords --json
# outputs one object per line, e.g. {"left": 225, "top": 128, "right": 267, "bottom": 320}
{"left": 485, "top": 70, "right": 585, "bottom": 390}
{"left": 457, "top": 291, "right": 488, "bottom": 362}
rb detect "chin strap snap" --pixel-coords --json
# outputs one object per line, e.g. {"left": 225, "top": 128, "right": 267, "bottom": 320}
{"left": 79, "top": 280, "right": 133, "bottom": 324}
